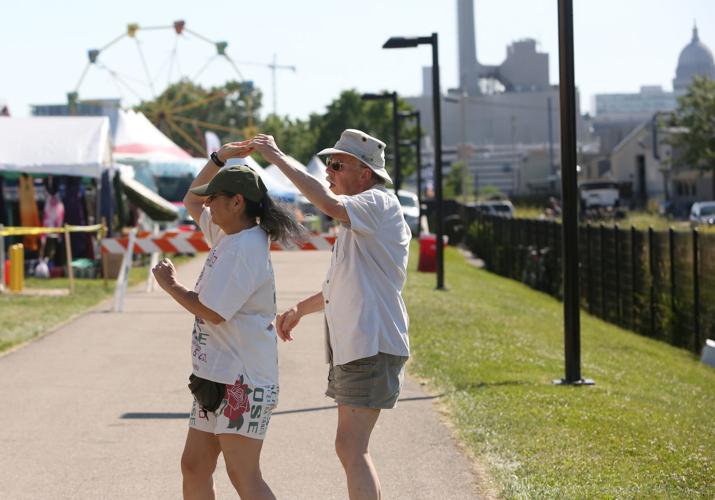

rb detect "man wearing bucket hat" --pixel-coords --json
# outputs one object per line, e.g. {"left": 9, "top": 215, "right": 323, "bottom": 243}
{"left": 152, "top": 141, "right": 303, "bottom": 499}
{"left": 250, "top": 130, "right": 410, "bottom": 500}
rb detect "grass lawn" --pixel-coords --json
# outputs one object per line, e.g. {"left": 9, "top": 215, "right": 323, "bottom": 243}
{"left": 404, "top": 244, "right": 715, "bottom": 498}
{"left": 514, "top": 207, "right": 715, "bottom": 234}
{"left": 0, "top": 255, "right": 191, "bottom": 354}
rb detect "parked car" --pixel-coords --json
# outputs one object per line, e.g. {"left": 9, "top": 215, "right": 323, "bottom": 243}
{"left": 689, "top": 201, "right": 715, "bottom": 225}
{"left": 397, "top": 189, "right": 420, "bottom": 235}
{"left": 578, "top": 180, "right": 620, "bottom": 210}
{"left": 468, "top": 200, "right": 515, "bottom": 218}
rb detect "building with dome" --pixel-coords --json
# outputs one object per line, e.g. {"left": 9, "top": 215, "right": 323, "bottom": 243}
{"left": 603, "top": 24, "right": 715, "bottom": 210}
{"left": 673, "top": 25, "right": 715, "bottom": 93}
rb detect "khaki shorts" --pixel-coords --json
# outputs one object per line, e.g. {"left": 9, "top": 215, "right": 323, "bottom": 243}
{"left": 326, "top": 353, "right": 408, "bottom": 409}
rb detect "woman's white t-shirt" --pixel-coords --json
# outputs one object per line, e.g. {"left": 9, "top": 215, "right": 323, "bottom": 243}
{"left": 191, "top": 208, "right": 278, "bottom": 387}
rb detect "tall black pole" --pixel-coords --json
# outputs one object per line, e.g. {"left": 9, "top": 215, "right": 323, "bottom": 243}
{"left": 416, "top": 110, "right": 423, "bottom": 227}
{"left": 556, "top": 0, "right": 592, "bottom": 385}
{"left": 547, "top": 96, "right": 556, "bottom": 178}
{"left": 431, "top": 33, "right": 445, "bottom": 290}
{"left": 391, "top": 92, "right": 401, "bottom": 193}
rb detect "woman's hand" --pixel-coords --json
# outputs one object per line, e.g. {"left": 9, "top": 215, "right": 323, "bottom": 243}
{"left": 152, "top": 258, "right": 177, "bottom": 290}
{"left": 275, "top": 306, "right": 301, "bottom": 342}
{"left": 217, "top": 140, "right": 254, "bottom": 161}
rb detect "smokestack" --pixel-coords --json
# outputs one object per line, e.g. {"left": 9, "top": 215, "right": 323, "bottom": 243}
{"left": 422, "top": 67, "right": 432, "bottom": 96}
{"left": 457, "top": 0, "right": 481, "bottom": 95}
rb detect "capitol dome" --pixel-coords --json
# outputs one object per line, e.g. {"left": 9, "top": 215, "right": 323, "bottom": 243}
{"left": 673, "top": 25, "right": 715, "bottom": 92}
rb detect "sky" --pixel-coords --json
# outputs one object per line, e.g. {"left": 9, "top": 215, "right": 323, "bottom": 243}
{"left": 0, "top": 0, "right": 713, "bottom": 120}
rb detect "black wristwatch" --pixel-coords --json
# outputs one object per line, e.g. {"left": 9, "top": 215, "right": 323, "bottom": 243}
{"left": 210, "top": 152, "right": 225, "bottom": 167}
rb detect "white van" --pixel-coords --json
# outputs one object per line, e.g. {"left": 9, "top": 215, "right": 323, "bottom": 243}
{"left": 397, "top": 190, "right": 420, "bottom": 235}
{"left": 578, "top": 180, "right": 620, "bottom": 209}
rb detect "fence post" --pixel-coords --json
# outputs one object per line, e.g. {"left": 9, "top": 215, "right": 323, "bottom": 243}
{"left": 64, "top": 224, "right": 75, "bottom": 294}
{"left": 648, "top": 227, "right": 655, "bottom": 338}
{"left": 631, "top": 226, "right": 637, "bottom": 331}
{"left": 614, "top": 225, "right": 621, "bottom": 325}
{"left": 600, "top": 223, "right": 606, "bottom": 319}
{"left": 0, "top": 225, "right": 5, "bottom": 293}
{"left": 586, "top": 223, "right": 593, "bottom": 314}
{"left": 693, "top": 228, "right": 700, "bottom": 354}
{"left": 669, "top": 227, "right": 676, "bottom": 327}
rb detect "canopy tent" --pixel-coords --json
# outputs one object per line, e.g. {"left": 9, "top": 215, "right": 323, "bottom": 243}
{"left": 113, "top": 109, "right": 191, "bottom": 161}
{"left": 306, "top": 155, "right": 329, "bottom": 188}
{"left": 0, "top": 117, "right": 112, "bottom": 178}
{"left": 119, "top": 172, "right": 179, "bottom": 222}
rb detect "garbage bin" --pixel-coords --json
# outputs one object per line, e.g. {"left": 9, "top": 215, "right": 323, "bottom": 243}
{"left": 417, "top": 233, "right": 447, "bottom": 273}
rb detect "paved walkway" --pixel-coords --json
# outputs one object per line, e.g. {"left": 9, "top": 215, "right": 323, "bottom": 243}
{"left": 0, "top": 252, "right": 487, "bottom": 499}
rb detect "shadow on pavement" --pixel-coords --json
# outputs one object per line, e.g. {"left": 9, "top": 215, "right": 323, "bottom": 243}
{"left": 119, "top": 395, "right": 444, "bottom": 420}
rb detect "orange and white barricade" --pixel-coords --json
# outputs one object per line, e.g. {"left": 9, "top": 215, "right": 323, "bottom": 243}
{"left": 102, "top": 229, "right": 336, "bottom": 312}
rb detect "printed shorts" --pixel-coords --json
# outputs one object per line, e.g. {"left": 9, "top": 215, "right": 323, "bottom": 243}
{"left": 189, "top": 375, "right": 278, "bottom": 440}
{"left": 326, "top": 353, "right": 408, "bottom": 409}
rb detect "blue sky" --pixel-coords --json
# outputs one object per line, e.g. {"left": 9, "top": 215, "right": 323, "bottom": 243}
{"left": 1, "top": 0, "right": 713, "bottom": 119}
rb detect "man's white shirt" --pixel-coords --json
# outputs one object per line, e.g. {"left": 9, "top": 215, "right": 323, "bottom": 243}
{"left": 322, "top": 185, "right": 411, "bottom": 365}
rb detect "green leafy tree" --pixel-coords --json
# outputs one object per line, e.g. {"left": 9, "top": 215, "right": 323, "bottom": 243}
{"left": 311, "top": 90, "right": 418, "bottom": 182}
{"left": 670, "top": 75, "right": 715, "bottom": 196}
{"left": 135, "top": 79, "right": 262, "bottom": 156}
{"left": 443, "top": 161, "right": 474, "bottom": 200}
{"left": 260, "top": 114, "right": 318, "bottom": 164}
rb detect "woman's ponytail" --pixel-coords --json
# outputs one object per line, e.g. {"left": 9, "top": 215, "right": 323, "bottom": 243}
{"left": 245, "top": 195, "right": 306, "bottom": 245}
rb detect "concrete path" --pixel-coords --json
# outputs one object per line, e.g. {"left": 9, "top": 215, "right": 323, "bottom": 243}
{"left": 0, "top": 252, "right": 486, "bottom": 499}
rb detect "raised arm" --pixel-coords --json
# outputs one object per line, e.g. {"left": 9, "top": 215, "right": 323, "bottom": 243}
{"left": 249, "top": 135, "right": 349, "bottom": 223}
{"left": 183, "top": 141, "right": 255, "bottom": 223}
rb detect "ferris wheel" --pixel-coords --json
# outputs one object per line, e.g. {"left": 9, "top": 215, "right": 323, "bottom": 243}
{"left": 70, "top": 20, "right": 296, "bottom": 154}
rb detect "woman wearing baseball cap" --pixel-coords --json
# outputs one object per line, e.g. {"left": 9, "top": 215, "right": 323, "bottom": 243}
{"left": 152, "top": 140, "right": 302, "bottom": 499}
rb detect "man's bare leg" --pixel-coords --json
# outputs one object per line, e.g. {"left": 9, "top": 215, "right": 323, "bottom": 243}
{"left": 335, "top": 404, "right": 382, "bottom": 500}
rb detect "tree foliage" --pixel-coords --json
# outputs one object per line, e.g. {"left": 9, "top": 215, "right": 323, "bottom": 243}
{"left": 136, "top": 83, "right": 419, "bottom": 185}
{"left": 670, "top": 76, "right": 715, "bottom": 193}
{"left": 444, "top": 160, "right": 473, "bottom": 200}
{"left": 135, "top": 79, "right": 262, "bottom": 156}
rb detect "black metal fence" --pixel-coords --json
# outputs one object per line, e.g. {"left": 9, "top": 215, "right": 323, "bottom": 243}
{"left": 465, "top": 214, "right": 715, "bottom": 353}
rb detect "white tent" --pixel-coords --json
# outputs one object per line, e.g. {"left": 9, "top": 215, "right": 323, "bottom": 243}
{"left": 0, "top": 116, "right": 112, "bottom": 178}
{"left": 113, "top": 109, "right": 192, "bottom": 161}
{"left": 307, "top": 155, "right": 329, "bottom": 187}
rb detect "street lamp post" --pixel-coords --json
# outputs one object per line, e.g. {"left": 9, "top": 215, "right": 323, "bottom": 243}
{"left": 399, "top": 110, "right": 423, "bottom": 234}
{"left": 383, "top": 33, "right": 445, "bottom": 290}
{"left": 555, "top": 0, "right": 593, "bottom": 386}
{"left": 362, "top": 92, "right": 401, "bottom": 193}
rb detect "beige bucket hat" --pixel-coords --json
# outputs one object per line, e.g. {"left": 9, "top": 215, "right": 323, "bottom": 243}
{"left": 317, "top": 129, "right": 392, "bottom": 184}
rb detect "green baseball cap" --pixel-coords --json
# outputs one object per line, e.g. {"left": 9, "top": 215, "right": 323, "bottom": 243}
{"left": 190, "top": 165, "right": 268, "bottom": 202}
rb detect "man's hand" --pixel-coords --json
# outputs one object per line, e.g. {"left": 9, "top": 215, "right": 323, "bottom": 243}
{"left": 152, "top": 258, "right": 177, "bottom": 290}
{"left": 249, "top": 134, "right": 285, "bottom": 165}
{"left": 276, "top": 306, "right": 301, "bottom": 342}
{"left": 216, "top": 140, "right": 254, "bottom": 162}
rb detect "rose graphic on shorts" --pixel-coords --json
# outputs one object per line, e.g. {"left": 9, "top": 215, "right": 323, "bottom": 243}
{"left": 223, "top": 375, "right": 252, "bottom": 430}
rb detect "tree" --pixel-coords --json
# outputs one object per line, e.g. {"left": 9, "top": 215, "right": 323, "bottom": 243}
{"left": 311, "top": 90, "right": 418, "bottom": 182}
{"left": 443, "top": 161, "right": 474, "bottom": 200}
{"left": 261, "top": 114, "right": 318, "bottom": 165}
{"left": 670, "top": 76, "right": 715, "bottom": 197}
{"left": 135, "top": 79, "right": 263, "bottom": 156}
